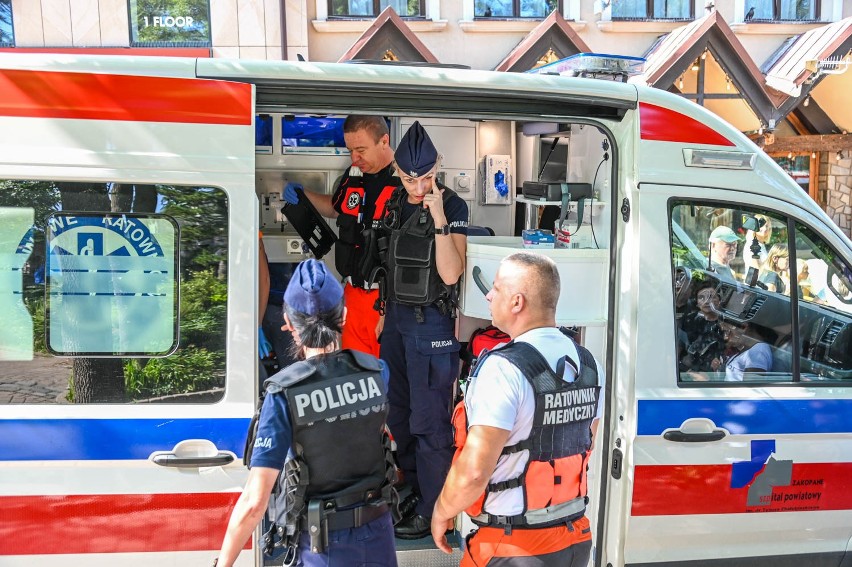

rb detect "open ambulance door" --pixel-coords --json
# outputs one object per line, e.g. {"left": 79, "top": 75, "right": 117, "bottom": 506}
{"left": 614, "top": 181, "right": 852, "bottom": 567}
{"left": 0, "top": 56, "right": 259, "bottom": 566}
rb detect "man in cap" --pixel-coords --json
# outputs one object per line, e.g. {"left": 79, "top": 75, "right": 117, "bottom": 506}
{"left": 283, "top": 116, "right": 400, "bottom": 358}
{"left": 214, "top": 258, "right": 398, "bottom": 567}
{"left": 709, "top": 225, "right": 742, "bottom": 282}
{"left": 377, "top": 121, "right": 469, "bottom": 539}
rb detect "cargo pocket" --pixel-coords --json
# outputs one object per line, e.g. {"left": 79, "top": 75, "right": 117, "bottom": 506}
{"left": 415, "top": 335, "right": 460, "bottom": 391}
{"left": 389, "top": 233, "right": 434, "bottom": 305}
{"left": 525, "top": 460, "right": 555, "bottom": 509}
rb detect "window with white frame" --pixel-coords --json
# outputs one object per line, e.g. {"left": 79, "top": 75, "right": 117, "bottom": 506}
{"left": 328, "top": 0, "right": 425, "bottom": 17}
{"left": 474, "top": 0, "right": 561, "bottom": 17}
{"left": 611, "top": 0, "right": 692, "bottom": 19}
{"left": 128, "top": 0, "right": 211, "bottom": 45}
{"left": 744, "top": 0, "right": 819, "bottom": 21}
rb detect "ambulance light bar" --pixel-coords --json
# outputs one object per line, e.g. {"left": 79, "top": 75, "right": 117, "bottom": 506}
{"left": 683, "top": 149, "right": 756, "bottom": 170}
{"left": 527, "top": 53, "right": 645, "bottom": 82}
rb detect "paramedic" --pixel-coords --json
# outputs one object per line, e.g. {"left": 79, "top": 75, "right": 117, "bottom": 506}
{"left": 431, "top": 252, "right": 604, "bottom": 566}
{"left": 283, "top": 115, "right": 399, "bottom": 358}
{"left": 379, "top": 121, "right": 468, "bottom": 539}
{"left": 709, "top": 225, "right": 741, "bottom": 282}
{"left": 214, "top": 259, "right": 397, "bottom": 567}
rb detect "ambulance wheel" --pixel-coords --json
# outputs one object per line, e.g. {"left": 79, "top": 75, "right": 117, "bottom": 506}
{"left": 674, "top": 267, "right": 692, "bottom": 307}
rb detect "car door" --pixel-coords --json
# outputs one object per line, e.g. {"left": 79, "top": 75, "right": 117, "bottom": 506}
{"left": 0, "top": 62, "right": 259, "bottom": 566}
{"left": 621, "top": 184, "right": 852, "bottom": 567}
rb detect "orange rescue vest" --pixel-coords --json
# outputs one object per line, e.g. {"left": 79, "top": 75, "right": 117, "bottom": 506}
{"left": 452, "top": 338, "right": 600, "bottom": 528}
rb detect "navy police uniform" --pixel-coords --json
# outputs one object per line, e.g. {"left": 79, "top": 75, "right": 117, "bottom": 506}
{"left": 378, "top": 123, "right": 468, "bottom": 532}
{"left": 250, "top": 260, "right": 398, "bottom": 567}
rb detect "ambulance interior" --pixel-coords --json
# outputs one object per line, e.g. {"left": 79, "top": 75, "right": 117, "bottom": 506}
{"left": 255, "top": 113, "right": 614, "bottom": 372}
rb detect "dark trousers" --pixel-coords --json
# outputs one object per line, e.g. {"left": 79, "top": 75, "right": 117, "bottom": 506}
{"left": 297, "top": 511, "right": 397, "bottom": 567}
{"left": 380, "top": 301, "right": 459, "bottom": 518}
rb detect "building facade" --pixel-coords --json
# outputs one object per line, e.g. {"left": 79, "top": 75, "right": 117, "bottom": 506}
{"left": 3, "top": 0, "right": 851, "bottom": 234}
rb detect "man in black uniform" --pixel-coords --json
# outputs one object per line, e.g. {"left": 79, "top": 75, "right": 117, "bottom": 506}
{"left": 283, "top": 115, "right": 399, "bottom": 358}
{"left": 214, "top": 259, "right": 397, "bottom": 567}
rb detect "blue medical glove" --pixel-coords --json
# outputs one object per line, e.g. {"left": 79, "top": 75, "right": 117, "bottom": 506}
{"left": 283, "top": 182, "right": 303, "bottom": 205}
{"left": 258, "top": 327, "right": 273, "bottom": 359}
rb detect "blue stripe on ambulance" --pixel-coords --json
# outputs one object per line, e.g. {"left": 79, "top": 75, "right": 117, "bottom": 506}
{"left": 637, "top": 399, "right": 852, "bottom": 436}
{"left": 0, "top": 418, "right": 250, "bottom": 461}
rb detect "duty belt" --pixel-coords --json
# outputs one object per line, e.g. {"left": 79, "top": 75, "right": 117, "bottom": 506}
{"left": 306, "top": 501, "right": 389, "bottom": 553}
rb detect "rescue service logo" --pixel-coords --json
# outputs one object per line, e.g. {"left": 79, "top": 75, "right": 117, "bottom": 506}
{"left": 44, "top": 213, "right": 176, "bottom": 355}
{"left": 47, "top": 214, "right": 165, "bottom": 258}
{"left": 734, "top": 440, "right": 825, "bottom": 512}
{"left": 347, "top": 192, "right": 360, "bottom": 210}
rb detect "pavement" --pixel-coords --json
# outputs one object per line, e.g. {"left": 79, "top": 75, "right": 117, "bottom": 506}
{"left": 0, "top": 354, "right": 72, "bottom": 404}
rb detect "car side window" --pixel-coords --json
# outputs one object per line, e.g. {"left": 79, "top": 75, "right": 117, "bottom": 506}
{"left": 671, "top": 201, "right": 795, "bottom": 384}
{"left": 0, "top": 181, "right": 228, "bottom": 404}
{"left": 793, "top": 224, "right": 852, "bottom": 382}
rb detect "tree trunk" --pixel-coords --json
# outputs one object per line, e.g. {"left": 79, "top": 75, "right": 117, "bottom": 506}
{"left": 56, "top": 182, "right": 127, "bottom": 403}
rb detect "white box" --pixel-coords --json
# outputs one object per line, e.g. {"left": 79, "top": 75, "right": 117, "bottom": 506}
{"left": 461, "top": 236, "right": 608, "bottom": 326}
{"left": 481, "top": 155, "right": 512, "bottom": 205}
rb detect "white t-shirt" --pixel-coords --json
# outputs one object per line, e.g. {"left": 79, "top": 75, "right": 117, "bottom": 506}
{"left": 465, "top": 327, "right": 605, "bottom": 516}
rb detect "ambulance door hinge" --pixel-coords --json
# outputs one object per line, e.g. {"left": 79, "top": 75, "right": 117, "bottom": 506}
{"left": 610, "top": 446, "right": 623, "bottom": 480}
{"left": 620, "top": 198, "right": 630, "bottom": 222}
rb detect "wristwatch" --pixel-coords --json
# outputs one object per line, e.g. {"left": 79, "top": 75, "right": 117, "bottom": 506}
{"left": 438, "top": 223, "right": 450, "bottom": 236}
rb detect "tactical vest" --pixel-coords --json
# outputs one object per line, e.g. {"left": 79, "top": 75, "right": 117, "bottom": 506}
{"left": 453, "top": 338, "right": 600, "bottom": 528}
{"left": 380, "top": 184, "right": 459, "bottom": 308}
{"left": 332, "top": 165, "right": 398, "bottom": 285}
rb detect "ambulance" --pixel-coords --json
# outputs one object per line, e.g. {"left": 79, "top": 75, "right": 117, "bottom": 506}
{"left": 0, "top": 52, "right": 850, "bottom": 567}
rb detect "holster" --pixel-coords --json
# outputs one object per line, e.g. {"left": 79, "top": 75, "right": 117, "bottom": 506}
{"left": 306, "top": 500, "right": 329, "bottom": 555}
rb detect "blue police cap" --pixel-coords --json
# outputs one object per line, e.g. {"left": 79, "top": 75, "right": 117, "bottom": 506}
{"left": 395, "top": 121, "right": 438, "bottom": 178}
{"left": 284, "top": 259, "right": 343, "bottom": 315}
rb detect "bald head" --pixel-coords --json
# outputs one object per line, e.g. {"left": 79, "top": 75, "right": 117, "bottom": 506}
{"left": 502, "top": 252, "right": 560, "bottom": 313}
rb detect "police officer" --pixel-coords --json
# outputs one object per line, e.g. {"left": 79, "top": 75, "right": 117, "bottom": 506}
{"left": 214, "top": 259, "right": 398, "bottom": 567}
{"left": 431, "top": 252, "right": 605, "bottom": 566}
{"left": 378, "top": 121, "right": 468, "bottom": 539}
{"left": 283, "top": 116, "right": 399, "bottom": 358}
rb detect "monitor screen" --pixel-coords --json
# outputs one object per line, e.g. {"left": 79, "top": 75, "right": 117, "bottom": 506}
{"left": 282, "top": 115, "right": 346, "bottom": 149}
{"left": 538, "top": 139, "right": 568, "bottom": 183}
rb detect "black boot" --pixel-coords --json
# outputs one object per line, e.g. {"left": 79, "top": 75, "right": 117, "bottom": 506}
{"left": 394, "top": 513, "right": 431, "bottom": 540}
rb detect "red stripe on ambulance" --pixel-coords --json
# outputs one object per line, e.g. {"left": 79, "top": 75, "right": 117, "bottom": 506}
{"left": 631, "top": 462, "right": 852, "bottom": 516}
{"left": 0, "top": 492, "right": 246, "bottom": 555}
{"left": 639, "top": 102, "right": 735, "bottom": 146}
{"left": 0, "top": 69, "right": 252, "bottom": 125}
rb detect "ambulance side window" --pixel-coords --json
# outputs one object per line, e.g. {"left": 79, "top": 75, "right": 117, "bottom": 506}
{"left": 792, "top": 224, "right": 852, "bottom": 382}
{"left": 671, "top": 201, "right": 795, "bottom": 384}
{"left": 0, "top": 181, "right": 228, "bottom": 404}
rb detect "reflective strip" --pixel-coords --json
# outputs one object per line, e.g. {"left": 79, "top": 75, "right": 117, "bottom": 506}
{"left": 344, "top": 277, "right": 380, "bottom": 291}
{"left": 473, "top": 496, "right": 586, "bottom": 527}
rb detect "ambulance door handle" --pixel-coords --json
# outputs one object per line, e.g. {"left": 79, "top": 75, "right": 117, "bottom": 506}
{"left": 152, "top": 452, "right": 235, "bottom": 468}
{"left": 662, "top": 418, "right": 727, "bottom": 443}
{"left": 149, "top": 439, "right": 236, "bottom": 468}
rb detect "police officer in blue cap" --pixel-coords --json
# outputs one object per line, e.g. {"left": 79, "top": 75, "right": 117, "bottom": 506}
{"left": 215, "top": 258, "right": 398, "bottom": 567}
{"left": 377, "top": 121, "right": 469, "bottom": 539}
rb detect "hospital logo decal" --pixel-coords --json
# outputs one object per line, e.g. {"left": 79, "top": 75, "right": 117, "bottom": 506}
{"left": 733, "top": 440, "right": 825, "bottom": 512}
{"left": 47, "top": 214, "right": 164, "bottom": 258}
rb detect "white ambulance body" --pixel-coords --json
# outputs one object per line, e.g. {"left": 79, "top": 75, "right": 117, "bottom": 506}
{"left": 0, "top": 53, "right": 850, "bottom": 567}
